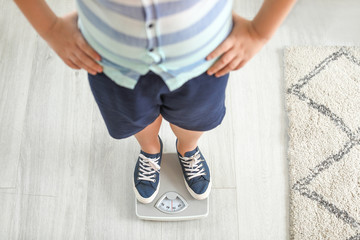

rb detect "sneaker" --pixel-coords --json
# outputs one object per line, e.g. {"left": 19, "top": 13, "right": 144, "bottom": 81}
{"left": 133, "top": 135, "right": 163, "bottom": 204}
{"left": 175, "top": 138, "right": 212, "bottom": 200}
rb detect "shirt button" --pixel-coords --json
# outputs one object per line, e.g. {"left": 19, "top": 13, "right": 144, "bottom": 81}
{"left": 147, "top": 23, "right": 154, "bottom": 28}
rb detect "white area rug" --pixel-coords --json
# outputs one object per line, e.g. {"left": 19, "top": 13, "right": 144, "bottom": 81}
{"left": 285, "top": 46, "right": 360, "bottom": 240}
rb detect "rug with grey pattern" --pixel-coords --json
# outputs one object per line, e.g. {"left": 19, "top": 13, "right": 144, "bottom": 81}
{"left": 285, "top": 46, "right": 360, "bottom": 240}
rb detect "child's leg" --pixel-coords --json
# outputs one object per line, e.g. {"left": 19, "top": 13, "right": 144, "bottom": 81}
{"left": 134, "top": 114, "right": 163, "bottom": 154}
{"left": 169, "top": 123, "right": 204, "bottom": 157}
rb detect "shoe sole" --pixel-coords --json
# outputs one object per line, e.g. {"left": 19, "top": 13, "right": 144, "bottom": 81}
{"left": 133, "top": 175, "right": 161, "bottom": 204}
{"left": 182, "top": 175, "right": 212, "bottom": 200}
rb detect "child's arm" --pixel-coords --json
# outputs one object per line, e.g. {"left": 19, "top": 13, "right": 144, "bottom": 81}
{"left": 12, "top": 0, "right": 103, "bottom": 75}
{"left": 206, "top": 0, "right": 297, "bottom": 77}
{"left": 13, "top": 0, "right": 57, "bottom": 39}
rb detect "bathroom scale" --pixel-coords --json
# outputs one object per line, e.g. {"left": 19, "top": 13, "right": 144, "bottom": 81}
{"left": 135, "top": 152, "right": 209, "bottom": 221}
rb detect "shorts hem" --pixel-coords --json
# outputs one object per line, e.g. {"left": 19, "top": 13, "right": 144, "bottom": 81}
{"left": 106, "top": 113, "right": 161, "bottom": 139}
{"left": 161, "top": 107, "right": 226, "bottom": 132}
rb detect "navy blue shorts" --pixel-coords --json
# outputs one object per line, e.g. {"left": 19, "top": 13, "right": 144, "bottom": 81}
{"left": 87, "top": 70, "right": 229, "bottom": 139}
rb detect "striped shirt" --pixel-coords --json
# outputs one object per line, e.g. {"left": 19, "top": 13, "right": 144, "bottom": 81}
{"left": 75, "top": 0, "right": 234, "bottom": 92}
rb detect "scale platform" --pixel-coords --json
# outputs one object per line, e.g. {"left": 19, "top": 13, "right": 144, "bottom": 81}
{"left": 135, "top": 152, "right": 209, "bottom": 221}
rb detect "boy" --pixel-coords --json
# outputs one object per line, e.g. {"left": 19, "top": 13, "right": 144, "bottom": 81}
{"left": 13, "top": 0, "right": 297, "bottom": 204}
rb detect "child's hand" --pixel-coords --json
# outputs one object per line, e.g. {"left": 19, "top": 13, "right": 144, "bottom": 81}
{"left": 206, "top": 14, "right": 268, "bottom": 77}
{"left": 42, "top": 11, "right": 103, "bottom": 75}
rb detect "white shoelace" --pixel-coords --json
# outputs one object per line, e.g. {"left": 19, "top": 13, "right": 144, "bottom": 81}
{"left": 137, "top": 153, "right": 161, "bottom": 182}
{"left": 179, "top": 150, "right": 206, "bottom": 180}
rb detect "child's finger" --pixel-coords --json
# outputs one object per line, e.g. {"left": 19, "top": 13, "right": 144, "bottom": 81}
{"left": 64, "top": 58, "right": 81, "bottom": 70}
{"left": 74, "top": 48, "right": 103, "bottom": 73}
{"left": 75, "top": 34, "right": 102, "bottom": 62}
{"left": 69, "top": 53, "right": 97, "bottom": 75}
{"left": 235, "top": 59, "right": 247, "bottom": 70}
{"left": 215, "top": 57, "right": 242, "bottom": 77}
{"left": 206, "top": 37, "right": 233, "bottom": 61}
{"left": 207, "top": 50, "right": 236, "bottom": 75}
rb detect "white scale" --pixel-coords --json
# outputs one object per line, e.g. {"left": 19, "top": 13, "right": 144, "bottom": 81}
{"left": 135, "top": 152, "right": 209, "bottom": 221}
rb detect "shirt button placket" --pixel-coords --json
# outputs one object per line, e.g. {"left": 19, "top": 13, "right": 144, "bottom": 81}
{"left": 147, "top": 19, "right": 155, "bottom": 44}
{"left": 144, "top": 0, "right": 161, "bottom": 65}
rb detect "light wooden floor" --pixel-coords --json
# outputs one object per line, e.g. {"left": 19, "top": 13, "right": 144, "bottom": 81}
{"left": 1, "top": 0, "right": 360, "bottom": 239}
